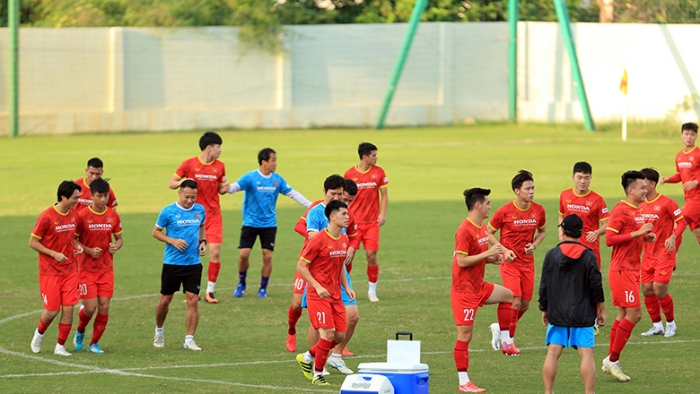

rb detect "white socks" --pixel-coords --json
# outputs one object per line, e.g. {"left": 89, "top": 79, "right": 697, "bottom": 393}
{"left": 155, "top": 326, "right": 164, "bottom": 335}
{"left": 303, "top": 351, "right": 314, "bottom": 363}
{"left": 501, "top": 330, "right": 513, "bottom": 343}
{"left": 653, "top": 321, "right": 664, "bottom": 330}
{"left": 368, "top": 282, "right": 377, "bottom": 293}
{"left": 207, "top": 281, "right": 216, "bottom": 294}
{"left": 458, "top": 371, "right": 470, "bottom": 385}
{"left": 185, "top": 335, "right": 194, "bottom": 343}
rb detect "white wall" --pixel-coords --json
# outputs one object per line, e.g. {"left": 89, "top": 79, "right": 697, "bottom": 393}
{"left": 0, "top": 22, "right": 697, "bottom": 135}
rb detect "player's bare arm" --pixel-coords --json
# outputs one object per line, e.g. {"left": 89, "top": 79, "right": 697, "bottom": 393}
{"left": 74, "top": 238, "right": 99, "bottom": 258}
{"left": 344, "top": 247, "right": 355, "bottom": 265}
{"left": 586, "top": 218, "right": 609, "bottom": 243}
{"left": 29, "top": 236, "right": 67, "bottom": 263}
{"left": 340, "top": 270, "right": 355, "bottom": 301}
{"left": 456, "top": 244, "right": 503, "bottom": 268}
{"left": 378, "top": 187, "right": 388, "bottom": 226}
{"left": 152, "top": 226, "right": 188, "bottom": 251}
{"left": 632, "top": 223, "right": 654, "bottom": 238}
{"left": 168, "top": 174, "right": 185, "bottom": 190}
{"left": 198, "top": 224, "right": 207, "bottom": 256}
{"left": 526, "top": 227, "right": 546, "bottom": 254}
{"left": 218, "top": 182, "right": 230, "bottom": 195}
{"left": 296, "top": 259, "right": 328, "bottom": 298}
{"left": 557, "top": 214, "right": 565, "bottom": 241}
{"left": 109, "top": 233, "right": 123, "bottom": 254}
{"left": 682, "top": 179, "right": 699, "bottom": 191}
{"left": 596, "top": 302, "right": 607, "bottom": 326}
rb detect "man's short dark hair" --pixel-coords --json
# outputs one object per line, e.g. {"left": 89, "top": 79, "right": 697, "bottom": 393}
{"left": 89, "top": 178, "right": 110, "bottom": 195}
{"left": 464, "top": 188, "right": 491, "bottom": 211}
{"left": 258, "top": 148, "right": 276, "bottom": 165}
{"left": 57, "top": 181, "right": 81, "bottom": 202}
{"left": 621, "top": 170, "right": 645, "bottom": 193}
{"left": 358, "top": 142, "right": 378, "bottom": 160}
{"left": 180, "top": 179, "right": 198, "bottom": 190}
{"left": 640, "top": 167, "right": 659, "bottom": 185}
{"left": 682, "top": 122, "right": 698, "bottom": 134}
{"left": 324, "top": 175, "right": 345, "bottom": 192}
{"left": 559, "top": 214, "right": 584, "bottom": 238}
{"left": 325, "top": 200, "right": 348, "bottom": 220}
{"left": 573, "top": 162, "right": 592, "bottom": 175}
{"left": 344, "top": 179, "right": 358, "bottom": 196}
{"left": 199, "top": 131, "right": 222, "bottom": 151}
{"left": 87, "top": 157, "right": 103, "bottom": 169}
{"left": 511, "top": 170, "right": 534, "bottom": 191}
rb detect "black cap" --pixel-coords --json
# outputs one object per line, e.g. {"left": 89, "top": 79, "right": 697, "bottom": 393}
{"left": 559, "top": 214, "right": 583, "bottom": 238}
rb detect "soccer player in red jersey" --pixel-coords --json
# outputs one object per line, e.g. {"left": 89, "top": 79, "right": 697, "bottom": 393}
{"left": 29, "top": 181, "right": 84, "bottom": 356}
{"left": 75, "top": 158, "right": 118, "bottom": 212}
{"left": 639, "top": 168, "right": 685, "bottom": 338}
{"left": 602, "top": 170, "right": 655, "bottom": 382}
{"left": 344, "top": 142, "right": 388, "bottom": 302}
{"left": 169, "top": 132, "right": 227, "bottom": 303}
{"left": 73, "top": 179, "right": 123, "bottom": 354}
{"left": 286, "top": 176, "right": 343, "bottom": 353}
{"left": 452, "top": 188, "right": 513, "bottom": 393}
{"left": 660, "top": 123, "right": 700, "bottom": 244}
{"left": 295, "top": 200, "right": 354, "bottom": 386}
{"left": 487, "top": 170, "right": 546, "bottom": 356}
{"left": 558, "top": 162, "right": 610, "bottom": 267}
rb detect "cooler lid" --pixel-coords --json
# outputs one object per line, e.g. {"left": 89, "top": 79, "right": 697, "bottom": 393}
{"left": 358, "top": 362, "right": 429, "bottom": 372}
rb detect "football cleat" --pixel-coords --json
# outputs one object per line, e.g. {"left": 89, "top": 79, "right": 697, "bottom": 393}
{"left": 30, "top": 330, "right": 44, "bottom": 354}
{"left": 87, "top": 342, "right": 104, "bottom": 354}
{"left": 489, "top": 323, "right": 501, "bottom": 351}
{"left": 501, "top": 341, "right": 520, "bottom": 356}
{"left": 183, "top": 340, "right": 202, "bottom": 351}
{"left": 311, "top": 375, "right": 331, "bottom": 386}
{"left": 73, "top": 332, "right": 84, "bottom": 351}
{"left": 296, "top": 353, "right": 313, "bottom": 381}
{"left": 233, "top": 283, "right": 247, "bottom": 298}
{"left": 341, "top": 347, "right": 354, "bottom": 357}
{"left": 326, "top": 357, "right": 354, "bottom": 374}
{"left": 640, "top": 326, "right": 664, "bottom": 337}
{"left": 286, "top": 334, "right": 296, "bottom": 352}
{"left": 367, "top": 292, "right": 379, "bottom": 302}
{"left": 153, "top": 332, "right": 165, "bottom": 348}
{"left": 664, "top": 321, "right": 677, "bottom": 338}
{"left": 459, "top": 382, "right": 487, "bottom": 392}
{"left": 53, "top": 344, "right": 72, "bottom": 356}
{"left": 608, "top": 360, "right": 631, "bottom": 382}
{"left": 257, "top": 288, "right": 267, "bottom": 298}
{"left": 601, "top": 355, "right": 611, "bottom": 374}
{"left": 205, "top": 292, "right": 218, "bottom": 304}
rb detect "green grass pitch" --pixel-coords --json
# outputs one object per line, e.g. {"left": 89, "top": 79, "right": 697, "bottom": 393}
{"left": 1, "top": 124, "right": 698, "bottom": 393}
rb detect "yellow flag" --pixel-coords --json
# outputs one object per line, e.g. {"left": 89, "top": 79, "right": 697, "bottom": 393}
{"left": 619, "top": 68, "right": 628, "bottom": 95}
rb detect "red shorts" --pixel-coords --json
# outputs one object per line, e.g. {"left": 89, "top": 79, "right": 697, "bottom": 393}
{"left": 307, "top": 297, "right": 347, "bottom": 331}
{"left": 292, "top": 271, "right": 307, "bottom": 295}
{"left": 609, "top": 269, "right": 641, "bottom": 308}
{"left": 205, "top": 214, "right": 223, "bottom": 244}
{"left": 499, "top": 263, "right": 534, "bottom": 301}
{"left": 682, "top": 202, "right": 700, "bottom": 231}
{"left": 451, "top": 282, "right": 495, "bottom": 326}
{"left": 79, "top": 270, "right": 114, "bottom": 299}
{"left": 39, "top": 272, "right": 79, "bottom": 311}
{"left": 357, "top": 223, "right": 380, "bottom": 251}
{"left": 641, "top": 257, "right": 675, "bottom": 285}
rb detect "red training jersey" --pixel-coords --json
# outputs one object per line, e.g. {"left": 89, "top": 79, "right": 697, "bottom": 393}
{"left": 74, "top": 177, "right": 118, "bottom": 212}
{"left": 452, "top": 218, "right": 489, "bottom": 294}
{"left": 640, "top": 194, "right": 684, "bottom": 260}
{"left": 344, "top": 165, "right": 388, "bottom": 224}
{"left": 488, "top": 201, "right": 546, "bottom": 266}
{"left": 607, "top": 201, "right": 645, "bottom": 271}
{"left": 300, "top": 229, "right": 349, "bottom": 301}
{"left": 673, "top": 147, "right": 700, "bottom": 203}
{"left": 294, "top": 199, "right": 324, "bottom": 238}
{"left": 31, "top": 205, "right": 79, "bottom": 276}
{"left": 175, "top": 157, "right": 226, "bottom": 217}
{"left": 347, "top": 208, "right": 359, "bottom": 250}
{"left": 558, "top": 188, "right": 609, "bottom": 252}
{"left": 76, "top": 206, "right": 123, "bottom": 273}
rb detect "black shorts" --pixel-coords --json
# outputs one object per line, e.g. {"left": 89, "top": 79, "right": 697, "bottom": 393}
{"left": 161, "top": 264, "right": 202, "bottom": 295}
{"left": 238, "top": 226, "right": 277, "bottom": 251}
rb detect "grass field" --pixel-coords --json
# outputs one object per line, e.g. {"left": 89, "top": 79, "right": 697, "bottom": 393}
{"left": 1, "top": 124, "right": 699, "bottom": 393}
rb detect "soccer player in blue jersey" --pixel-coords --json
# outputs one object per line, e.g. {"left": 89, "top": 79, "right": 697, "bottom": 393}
{"left": 227, "top": 148, "right": 312, "bottom": 298}
{"left": 152, "top": 180, "right": 207, "bottom": 351}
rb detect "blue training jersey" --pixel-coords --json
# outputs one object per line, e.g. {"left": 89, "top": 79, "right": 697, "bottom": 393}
{"left": 155, "top": 202, "right": 206, "bottom": 266}
{"left": 237, "top": 170, "right": 293, "bottom": 228}
{"left": 306, "top": 203, "right": 346, "bottom": 235}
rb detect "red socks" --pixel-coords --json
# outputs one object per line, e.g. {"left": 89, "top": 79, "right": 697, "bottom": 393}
{"left": 367, "top": 265, "right": 379, "bottom": 283}
{"left": 509, "top": 308, "right": 520, "bottom": 338}
{"left": 208, "top": 261, "right": 221, "bottom": 283}
{"left": 37, "top": 318, "right": 50, "bottom": 335}
{"left": 78, "top": 308, "right": 92, "bottom": 333}
{"left": 644, "top": 295, "right": 662, "bottom": 323}
{"left": 312, "top": 338, "right": 332, "bottom": 373}
{"left": 608, "top": 319, "right": 620, "bottom": 356}
{"left": 659, "top": 294, "right": 675, "bottom": 322}
{"left": 57, "top": 323, "right": 72, "bottom": 346}
{"left": 497, "top": 303, "right": 511, "bottom": 331}
{"left": 91, "top": 313, "right": 109, "bottom": 345}
{"left": 610, "top": 319, "right": 636, "bottom": 362}
{"left": 453, "top": 340, "right": 469, "bottom": 372}
{"left": 287, "top": 305, "right": 302, "bottom": 335}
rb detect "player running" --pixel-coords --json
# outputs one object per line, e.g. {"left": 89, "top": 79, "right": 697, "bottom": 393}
{"left": 75, "top": 158, "right": 118, "bottom": 212}
{"left": 169, "top": 132, "right": 227, "bottom": 304}
{"left": 29, "top": 181, "right": 84, "bottom": 356}
{"left": 73, "top": 179, "right": 123, "bottom": 354}
{"left": 639, "top": 168, "right": 685, "bottom": 338}
{"left": 602, "top": 170, "right": 654, "bottom": 382}
{"left": 487, "top": 170, "right": 546, "bottom": 356}
{"left": 452, "top": 188, "right": 513, "bottom": 392}
{"left": 344, "top": 142, "right": 388, "bottom": 302}
{"left": 227, "top": 148, "right": 311, "bottom": 298}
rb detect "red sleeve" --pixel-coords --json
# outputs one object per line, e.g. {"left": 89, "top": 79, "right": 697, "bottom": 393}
{"left": 219, "top": 163, "right": 227, "bottom": 184}
{"left": 598, "top": 196, "right": 610, "bottom": 221}
{"left": 175, "top": 160, "right": 190, "bottom": 179}
{"left": 294, "top": 217, "right": 308, "bottom": 238}
{"left": 488, "top": 208, "right": 503, "bottom": 231}
{"left": 300, "top": 236, "right": 321, "bottom": 263}
{"left": 538, "top": 205, "right": 547, "bottom": 228}
{"left": 113, "top": 212, "right": 123, "bottom": 235}
{"left": 670, "top": 202, "right": 686, "bottom": 237}
{"left": 674, "top": 219, "right": 687, "bottom": 237}
{"left": 75, "top": 212, "right": 84, "bottom": 238}
{"left": 558, "top": 193, "right": 566, "bottom": 215}
{"left": 668, "top": 173, "right": 681, "bottom": 183}
{"left": 109, "top": 188, "right": 118, "bottom": 209}
{"left": 606, "top": 230, "right": 632, "bottom": 246}
{"left": 31, "top": 213, "right": 48, "bottom": 239}
{"left": 378, "top": 168, "right": 388, "bottom": 187}
{"left": 347, "top": 216, "right": 360, "bottom": 249}
{"left": 454, "top": 225, "right": 472, "bottom": 255}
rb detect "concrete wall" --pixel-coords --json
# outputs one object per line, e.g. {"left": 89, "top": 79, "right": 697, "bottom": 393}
{"left": 0, "top": 22, "right": 698, "bottom": 135}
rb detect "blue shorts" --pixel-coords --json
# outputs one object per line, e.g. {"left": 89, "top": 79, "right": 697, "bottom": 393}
{"left": 302, "top": 267, "right": 356, "bottom": 307}
{"left": 545, "top": 324, "right": 594, "bottom": 349}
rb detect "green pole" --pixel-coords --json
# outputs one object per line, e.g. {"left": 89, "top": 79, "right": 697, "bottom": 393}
{"left": 553, "top": 0, "right": 595, "bottom": 131}
{"left": 375, "top": 0, "right": 428, "bottom": 130}
{"left": 8, "top": 0, "right": 19, "bottom": 137}
{"left": 508, "top": 0, "right": 518, "bottom": 123}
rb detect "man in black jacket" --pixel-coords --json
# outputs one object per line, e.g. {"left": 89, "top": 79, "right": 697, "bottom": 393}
{"left": 539, "top": 214, "right": 606, "bottom": 394}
